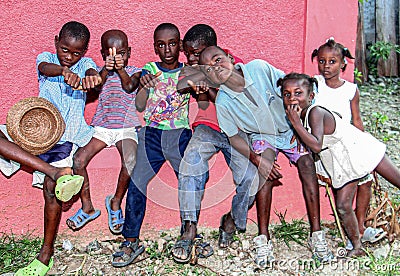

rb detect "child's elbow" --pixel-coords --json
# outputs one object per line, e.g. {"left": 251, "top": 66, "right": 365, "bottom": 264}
{"left": 136, "top": 104, "right": 145, "bottom": 112}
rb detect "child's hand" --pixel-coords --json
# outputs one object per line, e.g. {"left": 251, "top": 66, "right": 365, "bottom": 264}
{"left": 114, "top": 54, "right": 125, "bottom": 71}
{"left": 81, "top": 75, "right": 102, "bottom": 91}
{"left": 285, "top": 104, "right": 302, "bottom": 125}
{"left": 140, "top": 71, "right": 162, "bottom": 90}
{"left": 187, "top": 80, "right": 209, "bottom": 94}
{"left": 268, "top": 162, "right": 283, "bottom": 181}
{"left": 62, "top": 67, "right": 81, "bottom": 89}
{"left": 105, "top": 47, "right": 116, "bottom": 71}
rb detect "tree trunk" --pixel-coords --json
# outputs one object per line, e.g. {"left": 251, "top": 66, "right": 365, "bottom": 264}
{"left": 376, "top": 0, "right": 398, "bottom": 76}
{"left": 356, "top": 2, "right": 368, "bottom": 83}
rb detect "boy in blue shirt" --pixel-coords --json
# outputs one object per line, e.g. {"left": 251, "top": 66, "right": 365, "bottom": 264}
{"left": 16, "top": 21, "right": 101, "bottom": 275}
{"left": 197, "top": 46, "right": 334, "bottom": 268}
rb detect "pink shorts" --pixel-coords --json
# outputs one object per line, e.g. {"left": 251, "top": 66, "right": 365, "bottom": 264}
{"left": 252, "top": 140, "right": 308, "bottom": 164}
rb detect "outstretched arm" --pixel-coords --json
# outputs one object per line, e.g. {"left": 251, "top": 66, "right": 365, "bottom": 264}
{"left": 38, "top": 62, "right": 81, "bottom": 89}
{"left": 136, "top": 71, "right": 161, "bottom": 112}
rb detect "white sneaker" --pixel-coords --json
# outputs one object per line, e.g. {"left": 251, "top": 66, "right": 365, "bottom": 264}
{"left": 253, "top": 234, "right": 275, "bottom": 268}
{"left": 308, "top": 231, "right": 334, "bottom": 262}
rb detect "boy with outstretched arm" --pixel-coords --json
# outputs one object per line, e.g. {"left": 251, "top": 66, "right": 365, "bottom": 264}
{"left": 197, "top": 46, "right": 334, "bottom": 268}
{"left": 111, "top": 23, "right": 192, "bottom": 268}
{"left": 70, "top": 29, "right": 141, "bottom": 234}
{"left": 15, "top": 21, "right": 101, "bottom": 275}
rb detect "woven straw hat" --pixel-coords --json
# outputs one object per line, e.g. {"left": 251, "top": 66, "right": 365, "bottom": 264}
{"left": 6, "top": 97, "right": 65, "bottom": 155}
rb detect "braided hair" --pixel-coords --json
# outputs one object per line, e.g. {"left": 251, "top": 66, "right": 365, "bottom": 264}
{"left": 311, "top": 37, "right": 354, "bottom": 72}
{"left": 277, "top": 73, "right": 318, "bottom": 95}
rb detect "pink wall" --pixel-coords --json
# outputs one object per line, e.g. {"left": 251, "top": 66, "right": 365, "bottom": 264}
{"left": 304, "top": 0, "right": 358, "bottom": 80}
{"left": 0, "top": 0, "right": 358, "bottom": 235}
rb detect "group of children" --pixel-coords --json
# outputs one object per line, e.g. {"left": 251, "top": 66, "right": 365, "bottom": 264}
{"left": 1, "top": 20, "right": 399, "bottom": 274}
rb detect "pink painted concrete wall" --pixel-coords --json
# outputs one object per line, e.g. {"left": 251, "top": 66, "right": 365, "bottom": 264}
{"left": 0, "top": 0, "right": 358, "bottom": 235}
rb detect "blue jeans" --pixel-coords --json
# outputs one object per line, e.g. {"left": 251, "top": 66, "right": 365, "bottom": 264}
{"left": 122, "top": 126, "right": 192, "bottom": 238}
{"left": 178, "top": 125, "right": 258, "bottom": 231}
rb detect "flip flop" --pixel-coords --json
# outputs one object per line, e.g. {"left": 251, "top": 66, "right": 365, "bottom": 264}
{"left": 111, "top": 240, "right": 145, "bottom": 267}
{"left": 55, "top": 175, "right": 84, "bottom": 202}
{"left": 15, "top": 258, "right": 53, "bottom": 276}
{"left": 105, "top": 195, "right": 124, "bottom": 235}
{"left": 361, "top": 227, "right": 387, "bottom": 243}
{"left": 172, "top": 239, "right": 194, "bottom": 264}
{"left": 66, "top": 208, "right": 101, "bottom": 231}
{"left": 195, "top": 241, "right": 214, "bottom": 258}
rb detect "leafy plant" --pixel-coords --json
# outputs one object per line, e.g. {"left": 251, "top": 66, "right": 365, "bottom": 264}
{"left": 370, "top": 112, "right": 388, "bottom": 136}
{"left": 369, "top": 41, "right": 400, "bottom": 62}
{"left": 354, "top": 68, "right": 363, "bottom": 84}
{"left": 0, "top": 232, "right": 42, "bottom": 273}
{"left": 272, "top": 210, "right": 308, "bottom": 248}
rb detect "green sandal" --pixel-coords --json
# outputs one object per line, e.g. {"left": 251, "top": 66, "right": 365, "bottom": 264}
{"left": 15, "top": 258, "right": 53, "bottom": 276}
{"left": 55, "top": 175, "right": 84, "bottom": 202}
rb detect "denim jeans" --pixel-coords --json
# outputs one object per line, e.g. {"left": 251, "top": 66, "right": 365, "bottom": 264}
{"left": 122, "top": 126, "right": 192, "bottom": 238}
{"left": 178, "top": 125, "right": 258, "bottom": 231}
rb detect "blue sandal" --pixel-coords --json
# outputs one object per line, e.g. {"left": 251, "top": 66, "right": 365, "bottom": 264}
{"left": 67, "top": 208, "right": 101, "bottom": 231}
{"left": 105, "top": 195, "right": 124, "bottom": 234}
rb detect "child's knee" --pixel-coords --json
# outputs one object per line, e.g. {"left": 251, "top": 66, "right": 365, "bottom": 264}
{"left": 72, "top": 153, "right": 87, "bottom": 170}
{"left": 297, "top": 154, "right": 314, "bottom": 168}
{"left": 122, "top": 155, "right": 137, "bottom": 173}
{"left": 336, "top": 201, "right": 352, "bottom": 217}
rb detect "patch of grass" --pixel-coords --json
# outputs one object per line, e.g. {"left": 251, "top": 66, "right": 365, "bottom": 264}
{"left": 360, "top": 246, "right": 400, "bottom": 276}
{"left": 0, "top": 232, "right": 42, "bottom": 273}
{"left": 272, "top": 210, "right": 309, "bottom": 249}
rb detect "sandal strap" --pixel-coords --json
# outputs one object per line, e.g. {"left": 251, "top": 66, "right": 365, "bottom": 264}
{"left": 110, "top": 209, "right": 124, "bottom": 226}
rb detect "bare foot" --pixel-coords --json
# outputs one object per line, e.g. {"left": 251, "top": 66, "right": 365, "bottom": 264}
{"left": 347, "top": 248, "right": 366, "bottom": 257}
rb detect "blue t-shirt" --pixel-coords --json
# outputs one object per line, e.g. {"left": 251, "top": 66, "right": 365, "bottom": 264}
{"left": 36, "top": 52, "right": 96, "bottom": 147}
{"left": 216, "top": 59, "right": 294, "bottom": 149}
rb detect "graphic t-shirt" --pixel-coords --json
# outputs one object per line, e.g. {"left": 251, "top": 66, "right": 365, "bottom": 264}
{"left": 142, "top": 62, "right": 190, "bottom": 130}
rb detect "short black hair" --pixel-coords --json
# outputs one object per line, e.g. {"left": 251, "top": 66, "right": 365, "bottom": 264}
{"left": 59, "top": 21, "right": 90, "bottom": 48}
{"left": 154, "top": 23, "right": 180, "bottom": 40}
{"left": 183, "top": 24, "right": 217, "bottom": 47}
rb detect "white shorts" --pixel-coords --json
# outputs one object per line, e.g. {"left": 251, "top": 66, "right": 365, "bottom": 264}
{"left": 32, "top": 144, "right": 78, "bottom": 189}
{"left": 0, "top": 125, "right": 21, "bottom": 177}
{"left": 92, "top": 126, "right": 138, "bottom": 147}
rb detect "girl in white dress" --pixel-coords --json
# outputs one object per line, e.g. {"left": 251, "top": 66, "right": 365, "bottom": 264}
{"left": 311, "top": 38, "right": 383, "bottom": 246}
{"left": 280, "top": 73, "right": 400, "bottom": 257}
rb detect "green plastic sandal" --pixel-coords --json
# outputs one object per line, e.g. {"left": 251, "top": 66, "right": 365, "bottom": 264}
{"left": 15, "top": 258, "right": 53, "bottom": 276}
{"left": 55, "top": 175, "right": 84, "bottom": 202}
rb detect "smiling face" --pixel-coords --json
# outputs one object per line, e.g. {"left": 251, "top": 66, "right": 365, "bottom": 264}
{"left": 317, "top": 47, "right": 344, "bottom": 80}
{"left": 282, "top": 78, "right": 314, "bottom": 110}
{"left": 154, "top": 28, "right": 181, "bottom": 70}
{"left": 199, "top": 46, "right": 234, "bottom": 85}
{"left": 54, "top": 35, "right": 87, "bottom": 68}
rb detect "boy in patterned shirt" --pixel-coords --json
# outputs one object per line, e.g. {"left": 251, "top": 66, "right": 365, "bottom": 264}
{"left": 111, "top": 23, "right": 192, "bottom": 268}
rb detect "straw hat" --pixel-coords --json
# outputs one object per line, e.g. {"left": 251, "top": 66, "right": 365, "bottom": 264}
{"left": 6, "top": 97, "right": 65, "bottom": 155}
